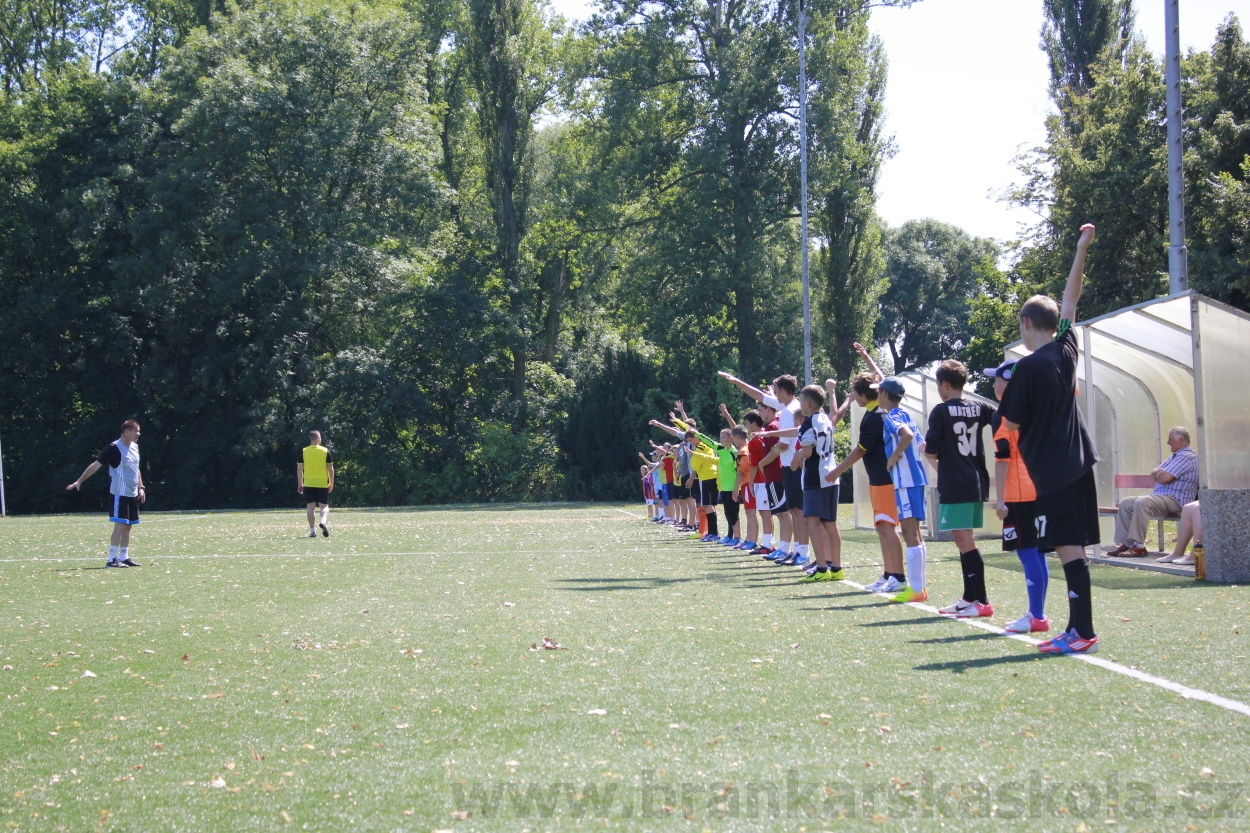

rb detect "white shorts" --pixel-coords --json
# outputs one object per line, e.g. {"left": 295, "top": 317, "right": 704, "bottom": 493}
{"left": 753, "top": 481, "right": 787, "bottom": 513}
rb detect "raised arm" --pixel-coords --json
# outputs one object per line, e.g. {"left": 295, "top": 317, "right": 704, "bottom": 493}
{"left": 718, "top": 403, "right": 738, "bottom": 429}
{"left": 853, "top": 342, "right": 884, "bottom": 382}
{"left": 826, "top": 445, "right": 865, "bottom": 483}
{"left": 1060, "top": 224, "right": 1096, "bottom": 324}
{"left": 826, "top": 378, "right": 852, "bottom": 423}
{"left": 717, "top": 370, "right": 766, "bottom": 403}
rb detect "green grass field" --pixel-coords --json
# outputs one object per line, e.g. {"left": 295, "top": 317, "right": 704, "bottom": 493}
{"left": 2, "top": 504, "right": 1248, "bottom": 831}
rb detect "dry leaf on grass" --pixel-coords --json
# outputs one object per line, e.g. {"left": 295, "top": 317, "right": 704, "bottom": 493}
{"left": 530, "top": 636, "right": 566, "bottom": 651}
{"left": 451, "top": 809, "right": 471, "bottom": 820}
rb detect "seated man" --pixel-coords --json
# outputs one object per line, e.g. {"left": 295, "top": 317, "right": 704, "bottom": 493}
{"left": 1109, "top": 427, "right": 1199, "bottom": 557}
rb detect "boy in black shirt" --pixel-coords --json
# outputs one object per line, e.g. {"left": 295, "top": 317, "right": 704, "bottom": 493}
{"left": 825, "top": 344, "right": 907, "bottom": 594}
{"left": 999, "top": 223, "right": 1101, "bottom": 654}
{"left": 924, "top": 359, "right": 996, "bottom": 618}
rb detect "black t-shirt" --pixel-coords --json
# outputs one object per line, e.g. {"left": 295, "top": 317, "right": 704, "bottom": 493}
{"left": 857, "top": 405, "right": 892, "bottom": 487}
{"left": 97, "top": 444, "right": 122, "bottom": 468}
{"left": 998, "top": 324, "right": 1099, "bottom": 494}
{"left": 925, "top": 397, "right": 995, "bottom": 504}
{"left": 992, "top": 411, "right": 1010, "bottom": 461}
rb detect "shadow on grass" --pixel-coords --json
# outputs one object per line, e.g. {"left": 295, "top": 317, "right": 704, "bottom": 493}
{"left": 857, "top": 615, "right": 950, "bottom": 628}
{"left": 982, "top": 553, "right": 1203, "bottom": 591}
{"left": 907, "top": 632, "right": 1004, "bottom": 644}
{"left": 552, "top": 576, "right": 712, "bottom": 591}
{"left": 914, "top": 653, "right": 1045, "bottom": 674}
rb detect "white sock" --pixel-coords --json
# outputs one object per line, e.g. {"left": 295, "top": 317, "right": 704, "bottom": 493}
{"left": 796, "top": 543, "right": 808, "bottom": 558}
{"left": 108, "top": 545, "right": 119, "bottom": 562}
{"left": 120, "top": 547, "right": 129, "bottom": 562}
{"left": 905, "top": 545, "right": 926, "bottom": 591}
{"left": 320, "top": 507, "right": 329, "bottom": 525}
{"left": 762, "top": 534, "right": 773, "bottom": 548}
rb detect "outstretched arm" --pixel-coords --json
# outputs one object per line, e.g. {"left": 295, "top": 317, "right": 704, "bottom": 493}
{"left": 66, "top": 461, "right": 103, "bottom": 491}
{"left": 649, "top": 419, "right": 683, "bottom": 439}
{"left": 718, "top": 403, "right": 737, "bottom": 429}
{"left": 1060, "top": 224, "right": 1096, "bottom": 324}
{"left": 853, "top": 342, "right": 884, "bottom": 382}
{"left": 717, "top": 371, "right": 765, "bottom": 403}
{"left": 825, "top": 445, "right": 865, "bottom": 483}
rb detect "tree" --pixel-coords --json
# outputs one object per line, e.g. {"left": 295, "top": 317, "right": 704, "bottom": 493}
{"left": 874, "top": 219, "right": 998, "bottom": 372}
{"left": 1041, "top": 0, "right": 1134, "bottom": 104}
{"left": 807, "top": 4, "right": 890, "bottom": 383}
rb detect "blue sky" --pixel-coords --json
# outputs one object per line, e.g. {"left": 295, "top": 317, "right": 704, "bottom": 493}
{"left": 546, "top": 0, "right": 1243, "bottom": 245}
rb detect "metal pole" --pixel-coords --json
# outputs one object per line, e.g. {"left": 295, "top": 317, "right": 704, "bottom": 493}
{"left": 798, "top": 0, "right": 812, "bottom": 384}
{"left": 0, "top": 425, "right": 6, "bottom": 517}
{"left": 1165, "top": 0, "right": 1188, "bottom": 294}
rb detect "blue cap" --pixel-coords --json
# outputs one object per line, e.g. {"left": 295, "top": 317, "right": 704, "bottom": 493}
{"left": 984, "top": 361, "right": 1017, "bottom": 381}
{"left": 871, "top": 377, "right": 906, "bottom": 397}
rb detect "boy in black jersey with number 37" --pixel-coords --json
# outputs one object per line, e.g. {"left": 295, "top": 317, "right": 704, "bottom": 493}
{"left": 924, "top": 360, "right": 996, "bottom": 618}
{"left": 999, "top": 223, "right": 1101, "bottom": 655}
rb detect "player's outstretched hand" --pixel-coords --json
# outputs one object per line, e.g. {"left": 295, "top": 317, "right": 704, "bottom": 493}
{"left": 66, "top": 482, "right": 79, "bottom": 491}
{"left": 1078, "top": 223, "right": 1096, "bottom": 247}
{"left": 824, "top": 377, "right": 837, "bottom": 392}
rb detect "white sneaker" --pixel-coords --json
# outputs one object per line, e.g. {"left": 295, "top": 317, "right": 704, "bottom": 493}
{"left": 880, "top": 576, "right": 905, "bottom": 594}
{"left": 938, "top": 598, "right": 975, "bottom": 616}
{"left": 864, "top": 576, "right": 889, "bottom": 593}
{"left": 1004, "top": 613, "right": 1051, "bottom": 633}
{"left": 308, "top": 529, "right": 318, "bottom": 538}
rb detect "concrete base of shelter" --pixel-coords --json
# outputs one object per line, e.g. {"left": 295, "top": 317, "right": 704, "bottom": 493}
{"left": 1198, "top": 488, "right": 1250, "bottom": 583}
{"left": 1086, "top": 547, "right": 1195, "bottom": 578}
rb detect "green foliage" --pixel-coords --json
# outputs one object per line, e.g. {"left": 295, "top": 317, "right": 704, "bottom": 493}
{"left": 874, "top": 219, "right": 999, "bottom": 372}
{"left": 1041, "top": 0, "right": 1135, "bottom": 104}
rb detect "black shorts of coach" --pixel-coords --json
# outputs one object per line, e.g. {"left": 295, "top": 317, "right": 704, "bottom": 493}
{"left": 303, "top": 486, "right": 330, "bottom": 505}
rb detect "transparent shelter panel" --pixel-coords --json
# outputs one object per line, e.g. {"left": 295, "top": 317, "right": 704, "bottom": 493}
{"left": 1196, "top": 299, "right": 1250, "bottom": 490}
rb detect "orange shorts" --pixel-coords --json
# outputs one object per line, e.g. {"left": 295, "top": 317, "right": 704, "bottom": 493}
{"left": 870, "top": 484, "right": 899, "bottom": 526}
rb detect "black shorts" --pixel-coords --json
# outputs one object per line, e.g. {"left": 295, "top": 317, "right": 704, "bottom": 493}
{"left": 782, "top": 467, "right": 804, "bottom": 512}
{"left": 1033, "top": 468, "right": 1100, "bottom": 549}
{"left": 802, "top": 485, "right": 840, "bottom": 522}
{"left": 1002, "top": 501, "right": 1054, "bottom": 553}
{"left": 673, "top": 484, "right": 691, "bottom": 500}
{"left": 110, "top": 494, "right": 141, "bottom": 525}
{"left": 304, "top": 486, "right": 330, "bottom": 505}
{"left": 720, "top": 490, "right": 740, "bottom": 529}
{"left": 697, "top": 479, "right": 718, "bottom": 507}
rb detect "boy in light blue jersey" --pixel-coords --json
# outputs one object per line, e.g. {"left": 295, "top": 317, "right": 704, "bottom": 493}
{"left": 878, "top": 378, "right": 929, "bottom": 603}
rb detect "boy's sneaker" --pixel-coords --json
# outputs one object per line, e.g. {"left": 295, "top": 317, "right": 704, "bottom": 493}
{"left": 798, "top": 569, "right": 825, "bottom": 583}
{"left": 319, "top": 523, "right": 330, "bottom": 538}
{"left": 737, "top": 540, "right": 756, "bottom": 551}
{"left": 1004, "top": 614, "right": 1051, "bottom": 634}
{"left": 106, "top": 559, "right": 128, "bottom": 568}
{"left": 1038, "top": 629, "right": 1099, "bottom": 654}
{"left": 889, "top": 586, "right": 928, "bottom": 603}
{"left": 767, "top": 550, "right": 790, "bottom": 562}
{"left": 819, "top": 568, "right": 845, "bottom": 581}
{"left": 880, "top": 576, "right": 906, "bottom": 594}
{"left": 700, "top": 534, "right": 719, "bottom": 543}
{"left": 864, "top": 575, "right": 889, "bottom": 593}
{"left": 790, "top": 554, "right": 811, "bottom": 568}
{"left": 802, "top": 562, "right": 820, "bottom": 577}
{"left": 751, "top": 546, "right": 774, "bottom": 557}
{"left": 120, "top": 558, "right": 140, "bottom": 567}
{"left": 938, "top": 599, "right": 994, "bottom": 618}
{"left": 308, "top": 529, "right": 318, "bottom": 538}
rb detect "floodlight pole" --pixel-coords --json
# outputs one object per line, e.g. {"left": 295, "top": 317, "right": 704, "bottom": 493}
{"left": 798, "top": 0, "right": 812, "bottom": 385}
{"left": 1165, "top": 0, "right": 1188, "bottom": 295}
{"left": 0, "top": 425, "right": 6, "bottom": 517}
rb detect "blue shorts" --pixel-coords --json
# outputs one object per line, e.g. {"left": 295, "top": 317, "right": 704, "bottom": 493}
{"left": 802, "top": 485, "right": 840, "bottom": 522}
{"left": 895, "top": 485, "right": 926, "bottom": 522}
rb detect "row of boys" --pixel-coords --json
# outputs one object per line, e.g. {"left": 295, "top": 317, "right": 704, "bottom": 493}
{"left": 639, "top": 224, "right": 1101, "bottom": 654}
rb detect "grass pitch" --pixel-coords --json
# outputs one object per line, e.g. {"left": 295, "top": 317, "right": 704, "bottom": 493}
{"left": 1, "top": 504, "right": 1248, "bottom": 831}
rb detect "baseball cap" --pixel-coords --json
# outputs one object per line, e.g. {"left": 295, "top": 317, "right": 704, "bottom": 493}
{"left": 983, "top": 360, "right": 1017, "bottom": 381}
{"left": 871, "top": 377, "right": 906, "bottom": 398}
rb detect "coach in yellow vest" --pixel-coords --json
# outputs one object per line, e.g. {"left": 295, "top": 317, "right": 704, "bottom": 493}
{"left": 297, "top": 430, "right": 334, "bottom": 538}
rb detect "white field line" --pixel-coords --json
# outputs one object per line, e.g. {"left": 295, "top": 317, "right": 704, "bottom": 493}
{"left": 841, "top": 577, "right": 1250, "bottom": 719}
